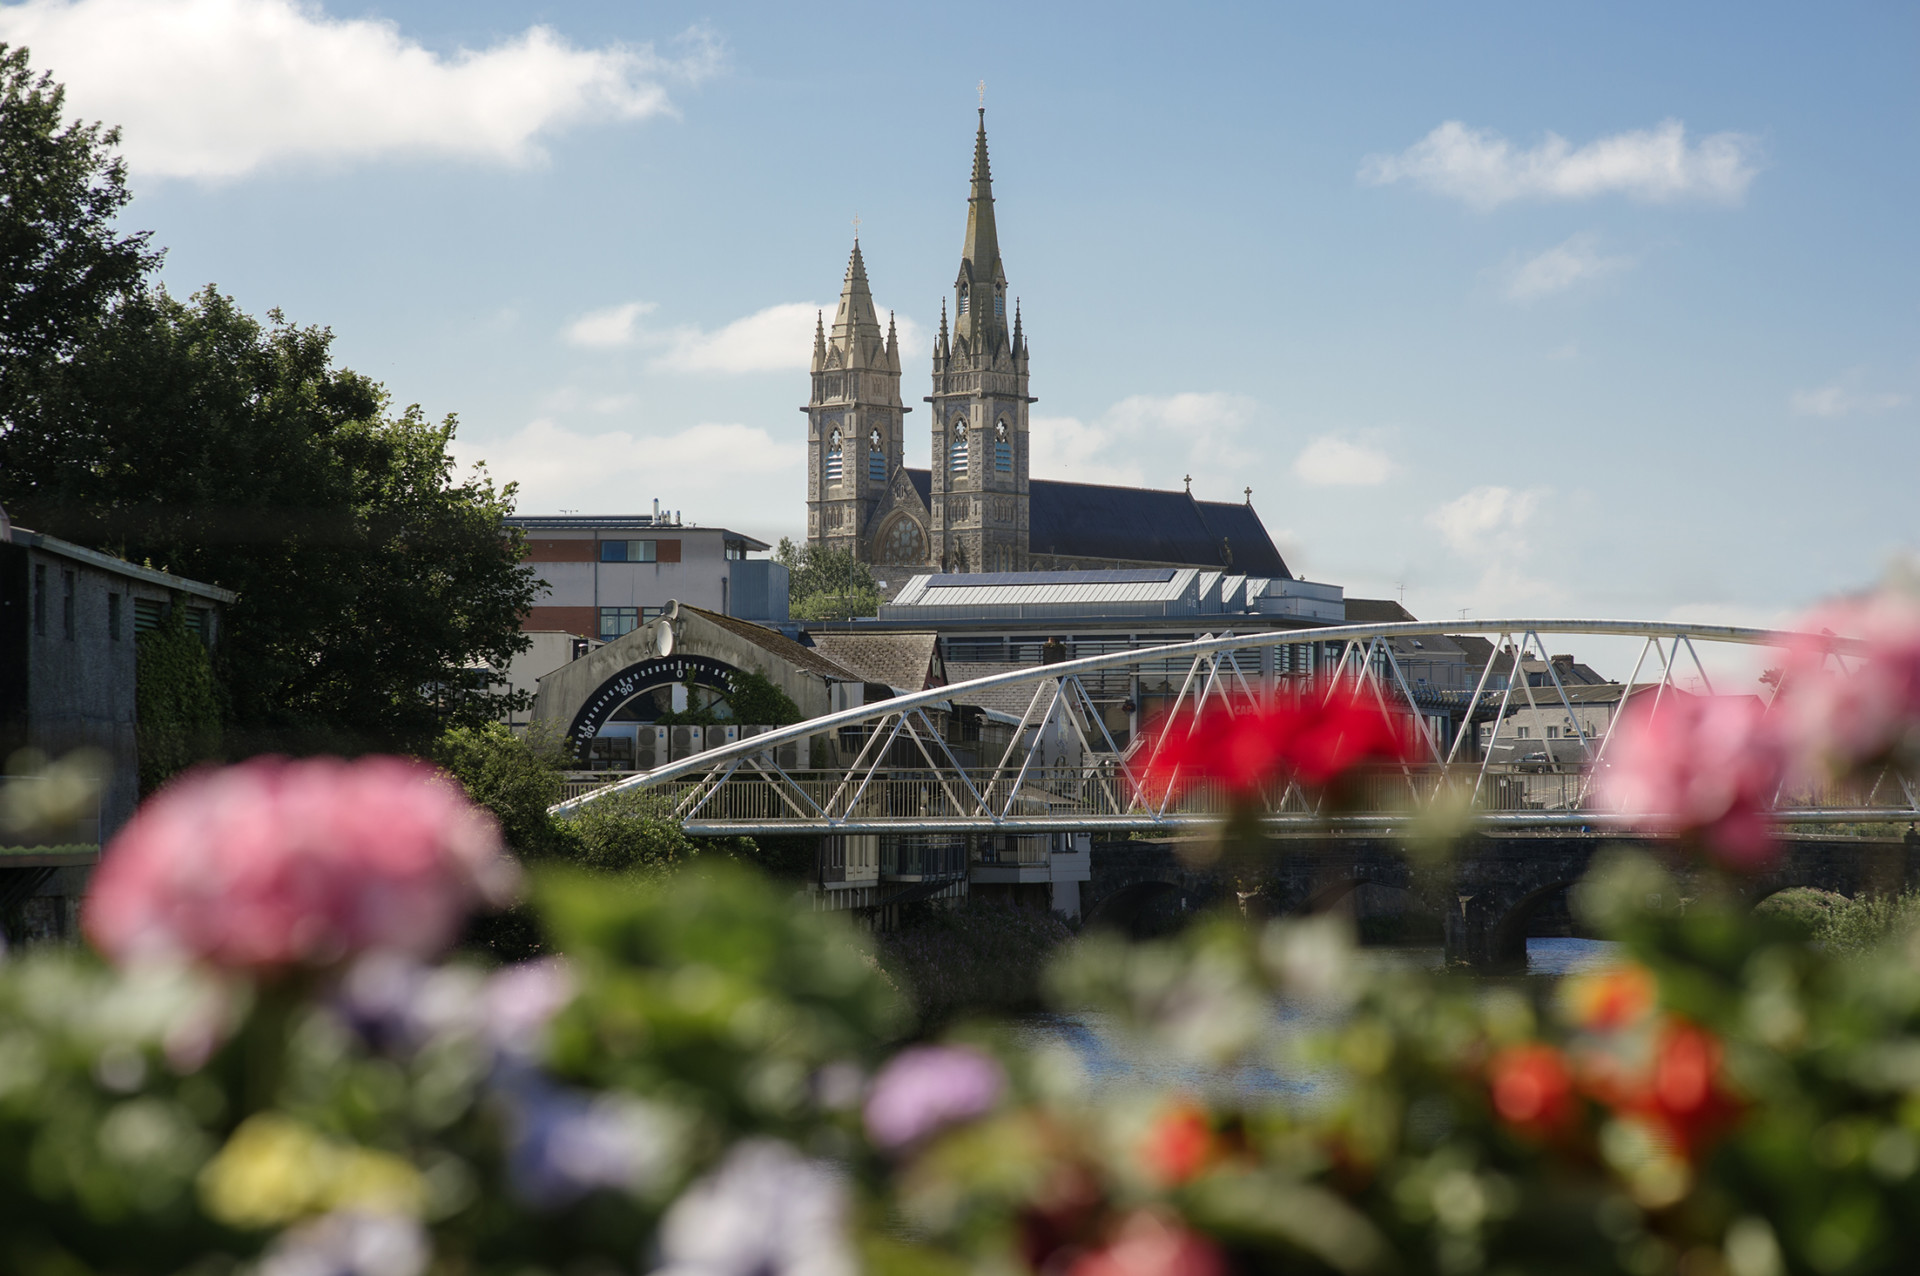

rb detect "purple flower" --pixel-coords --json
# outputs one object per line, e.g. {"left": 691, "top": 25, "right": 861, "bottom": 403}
{"left": 497, "top": 1062, "right": 677, "bottom": 1209}
{"left": 862, "top": 1044, "right": 1005, "bottom": 1151}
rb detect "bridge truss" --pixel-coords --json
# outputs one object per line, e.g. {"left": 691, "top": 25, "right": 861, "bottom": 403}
{"left": 549, "top": 620, "right": 1918, "bottom": 837}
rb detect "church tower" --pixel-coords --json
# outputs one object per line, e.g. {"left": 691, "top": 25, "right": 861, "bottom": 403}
{"left": 927, "top": 109, "right": 1032, "bottom": 574}
{"left": 805, "top": 240, "right": 907, "bottom": 561}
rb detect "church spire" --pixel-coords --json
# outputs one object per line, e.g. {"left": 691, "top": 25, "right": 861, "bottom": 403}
{"left": 955, "top": 108, "right": 1007, "bottom": 357}
{"left": 830, "top": 239, "right": 884, "bottom": 369}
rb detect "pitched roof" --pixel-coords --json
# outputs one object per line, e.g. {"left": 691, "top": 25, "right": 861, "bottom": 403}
{"left": 680, "top": 606, "right": 858, "bottom": 681}
{"left": 1345, "top": 598, "right": 1418, "bottom": 625}
{"left": 805, "top": 632, "right": 945, "bottom": 692}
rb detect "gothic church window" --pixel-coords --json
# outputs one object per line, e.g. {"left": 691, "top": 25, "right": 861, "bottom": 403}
{"left": 950, "top": 422, "right": 969, "bottom": 476}
{"left": 868, "top": 427, "right": 886, "bottom": 482}
{"left": 994, "top": 420, "right": 1011, "bottom": 472}
{"left": 825, "top": 428, "right": 843, "bottom": 484}
{"left": 878, "top": 515, "right": 928, "bottom": 565}
{"left": 994, "top": 294, "right": 1005, "bottom": 318}
{"left": 957, "top": 288, "right": 969, "bottom": 315}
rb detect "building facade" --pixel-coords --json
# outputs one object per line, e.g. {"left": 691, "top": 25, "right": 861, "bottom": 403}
{"left": 510, "top": 514, "right": 785, "bottom": 642}
{"left": 804, "top": 110, "right": 1290, "bottom": 581}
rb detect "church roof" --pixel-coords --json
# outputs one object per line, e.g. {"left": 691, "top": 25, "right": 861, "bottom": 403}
{"left": 894, "top": 470, "right": 1290, "bottom": 576}
{"left": 1028, "top": 479, "right": 1291, "bottom": 577}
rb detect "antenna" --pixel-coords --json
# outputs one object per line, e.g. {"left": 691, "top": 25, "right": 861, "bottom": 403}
{"left": 851, "top": 213, "right": 860, "bottom": 241}
{"left": 1396, "top": 582, "right": 1406, "bottom": 604}
{"left": 978, "top": 79, "right": 986, "bottom": 108}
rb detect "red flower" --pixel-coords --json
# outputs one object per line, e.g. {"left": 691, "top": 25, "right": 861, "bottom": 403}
{"left": 1069, "top": 1212, "right": 1227, "bottom": 1276}
{"left": 1140, "top": 1103, "right": 1215, "bottom": 1185}
{"left": 1139, "top": 690, "right": 1415, "bottom": 806}
{"left": 1635, "top": 1022, "right": 1743, "bottom": 1158}
{"left": 1489, "top": 1043, "right": 1579, "bottom": 1137}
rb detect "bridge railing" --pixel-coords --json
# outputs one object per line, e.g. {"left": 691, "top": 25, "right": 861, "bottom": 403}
{"left": 548, "top": 617, "right": 1916, "bottom": 833}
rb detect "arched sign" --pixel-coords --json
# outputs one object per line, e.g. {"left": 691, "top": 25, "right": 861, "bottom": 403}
{"left": 567, "top": 654, "right": 744, "bottom": 745}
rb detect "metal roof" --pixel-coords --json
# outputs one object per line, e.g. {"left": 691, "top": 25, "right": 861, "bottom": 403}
{"left": 506, "top": 516, "right": 770, "bottom": 550}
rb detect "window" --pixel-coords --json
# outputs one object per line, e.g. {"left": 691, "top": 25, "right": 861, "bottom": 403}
{"left": 108, "top": 593, "right": 122, "bottom": 642}
{"left": 600, "top": 540, "right": 658, "bottom": 563}
{"left": 950, "top": 422, "right": 969, "bottom": 476}
{"left": 825, "top": 427, "right": 843, "bottom": 483}
{"left": 61, "top": 570, "right": 75, "bottom": 640}
{"left": 957, "top": 289, "right": 968, "bottom": 315}
{"left": 1516, "top": 727, "right": 1530, "bottom": 739}
{"left": 32, "top": 564, "right": 45, "bottom": 636}
{"left": 641, "top": 606, "right": 666, "bottom": 622}
{"left": 724, "top": 542, "right": 746, "bottom": 561}
{"left": 134, "top": 597, "right": 164, "bottom": 633}
{"left": 994, "top": 420, "right": 1011, "bottom": 471}
{"left": 1545, "top": 726, "right": 1558, "bottom": 740}
{"left": 868, "top": 427, "right": 886, "bottom": 482}
{"left": 185, "top": 607, "right": 210, "bottom": 643}
{"left": 994, "top": 293, "right": 1005, "bottom": 318}
{"left": 598, "top": 607, "right": 639, "bottom": 640}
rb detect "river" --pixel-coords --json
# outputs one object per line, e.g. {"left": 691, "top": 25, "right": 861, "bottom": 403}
{"left": 1011, "top": 937, "right": 1620, "bottom": 1098}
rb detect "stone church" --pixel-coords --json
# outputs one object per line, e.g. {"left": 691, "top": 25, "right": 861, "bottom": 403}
{"left": 804, "top": 110, "right": 1291, "bottom": 581}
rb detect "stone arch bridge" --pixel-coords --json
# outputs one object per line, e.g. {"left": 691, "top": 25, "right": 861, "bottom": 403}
{"left": 1082, "top": 833, "right": 1920, "bottom": 970}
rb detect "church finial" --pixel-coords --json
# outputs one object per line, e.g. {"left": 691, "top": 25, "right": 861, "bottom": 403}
{"left": 1183, "top": 474, "right": 1193, "bottom": 494}
{"left": 1244, "top": 486, "right": 1253, "bottom": 506}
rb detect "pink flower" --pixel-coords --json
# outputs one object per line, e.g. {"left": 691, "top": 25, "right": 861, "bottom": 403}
{"left": 863, "top": 1044, "right": 1005, "bottom": 1151}
{"left": 1598, "top": 694, "right": 1785, "bottom": 871}
{"left": 1776, "top": 591, "right": 1920, "bottom": 773}
{"left": 85, "top": 757, "right": 517, "bottom": 972}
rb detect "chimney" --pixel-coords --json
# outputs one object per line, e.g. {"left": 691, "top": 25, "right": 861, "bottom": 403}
{"left": 1551, "top": 654, "right": 1574, "bottom": 669}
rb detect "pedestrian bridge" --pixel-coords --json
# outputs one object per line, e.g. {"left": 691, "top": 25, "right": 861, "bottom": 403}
{"left": 549, "top": 619, "right": 1917, "bottom": 837}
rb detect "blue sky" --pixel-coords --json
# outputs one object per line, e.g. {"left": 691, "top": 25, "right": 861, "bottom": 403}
{"left": 5, "top": 0, "right": 1915, "bottom": 643}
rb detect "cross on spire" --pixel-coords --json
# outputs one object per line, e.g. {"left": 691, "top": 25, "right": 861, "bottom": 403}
{"left": 1244, "top": 486, "right": 1252, "bottom": 505}
{"left": 978, "top": 79, "right": 985, "bottom": 108}
{"left": 1183, "top": 474, "right": 1193, "bottom": 493}
{"left": 851, "top": 212, "right": 860, "bottom": 241}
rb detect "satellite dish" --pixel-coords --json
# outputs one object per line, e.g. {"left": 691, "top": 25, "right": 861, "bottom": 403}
{"left": 655, "top": 625, "right": 675, "bottom": 657}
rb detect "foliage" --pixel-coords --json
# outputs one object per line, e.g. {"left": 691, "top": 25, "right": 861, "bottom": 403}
{"left": 776, "top": 536, "right": 881, "bottom": 620}
{"left": 431, "top": 722, "right": 572, "bottom": 860}
{"left": 132, "top": 598, "right": 222, "bottom": 793}
{"left": 652, "top": 666, "right": 802, "bottom": 728}
{"left": 1812, "top": 888, "right": 1920, "bottom": 955}
{"left": 878, "top": 897, "right": 1073, "bottom": 1026}
{"left": 561, "top": 788, "right": 760, "bottom": 876}
{"left": 0, "top": 286, "right": 539, "bottom": 753}
{"left": 1751, "top": 885, "right": 1849, "bottom": 938}
{"left": 0, "top": 44, "right": 160, "bottom": 432}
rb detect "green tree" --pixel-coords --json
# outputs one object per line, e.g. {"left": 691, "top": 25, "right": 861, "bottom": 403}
{"left": 432, "top": 722, "right": 574, "bottom": 859}
{"left": 0, "top": 287, "right": 538, "bottom": 752}
{"left": 0, "top": 44, "right": 160, "bottom": 432}
{"left": 775, "top": 536, "right": 881, "bottom": 620}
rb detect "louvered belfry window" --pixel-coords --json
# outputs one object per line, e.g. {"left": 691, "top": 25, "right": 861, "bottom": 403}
{"left": 950, "top": 422, "right": 969, "bottom": 476}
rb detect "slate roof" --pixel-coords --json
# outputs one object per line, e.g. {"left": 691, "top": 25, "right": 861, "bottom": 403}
{"left": 898, "top": 470, "right": 1290, "bottom": 577}
{"left": 940, "top": 660, "right": 1052, "bottom": 718}
{"left": 1346, "top": 598, "right": 1419, "bottom": 625}
{"left": 804, "top": 632, "right": 945, "bottom": 693}
{"left": 680, "top": 607, "right": 858, "bottom": 681}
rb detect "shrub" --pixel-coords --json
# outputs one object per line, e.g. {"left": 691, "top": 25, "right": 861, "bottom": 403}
{"left": 133, "top": 598, "right": 221, "bottom": 793}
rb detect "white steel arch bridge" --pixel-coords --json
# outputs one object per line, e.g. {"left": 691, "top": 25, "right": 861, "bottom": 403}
{"left": 549, "top": 619, "right": 1918, "bottom": 837}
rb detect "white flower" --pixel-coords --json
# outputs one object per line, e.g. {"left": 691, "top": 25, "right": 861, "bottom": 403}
{"left": 652, "top": 1140, "right": 855, "bottom": 1276}
{"left": 256, "top": 1211, "right": 428, "bottom": 1276}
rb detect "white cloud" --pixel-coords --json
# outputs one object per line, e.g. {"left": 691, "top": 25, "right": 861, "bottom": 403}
{"left": 561, "top": 300, "right": 924, "bottom": 375}
{"left": 1789, "top": 382, "right": 1908, "bottom": 418}
{"left": 1032, "top": 392, "right": 1256, "bottom": 494}
{"left": 1430, "top": 486, "right": 1543, "bottom": 554}
{"left": 452, "top": 418, "right": 800, "bottom": 518}
{"left": 1361, "top": 119, "right": 1761, "bottom": 208}
{"left": 1292, "top": 436, "right": 1393, "bottom": 486}
{"left": 1505, "top": 234, "right": 1634, "bottom": 301}
{"left": 0, "top": 0, "right": 720, "bottom": 179}
{"left": 563, "top": 302, "right": 656, "bottom": 349}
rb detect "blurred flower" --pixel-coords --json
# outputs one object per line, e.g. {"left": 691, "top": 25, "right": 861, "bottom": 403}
{"left": 1068, "top": 1211, "right": 1227, "bottom": 1276}
{"left": 483, "top": 957, "right": 575, "bottom": 1058}
{"left": 199, "top": 1114, "right": 425, "bottom": 1229}
{"left": 1139, "top": 690, "right": 1413, "bottom": 807}
{"left": 256, "top": 1210, "right": 429, "bottom": 1276}
{"left": 85, "top": 757, "right": 519, "bottom": 971}
{"left": 1597, "top": 695, "right": 1785, "bottom": 871}
{"left": 1561, "top": 964, "right": 1658, "bottom": 1032}
{"left": 1634, "top": 1021, "right": 1743, "bottom": 1159}
{"left": 652, "top": 1139, "right": 855, "bottom": 1276}
{"left": 1489, "top": 1043, "right": 1578, "bottom": 1138}
{"left": 864, "top": 1044, "right": 1005, "bottom": 1151}
{"left": 1139, "top": 1102, "right": 1215, "bottom": 1185}
{"left": 497, "top": 1062, "right": 679, "bottom": 1209}
{"left": 1777, "top": 590, "right": 1920, "bottom": 773}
